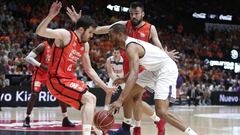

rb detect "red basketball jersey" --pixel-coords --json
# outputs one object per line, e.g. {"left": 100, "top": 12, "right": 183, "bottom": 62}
{"left": 32, "top": 41, "right": 51, "bottom": 81}
{"left": 48, "top": 31, "right": 85, "bottom": 79}
{"left": 123, "top": 21, "right": 151, "bottom": 75}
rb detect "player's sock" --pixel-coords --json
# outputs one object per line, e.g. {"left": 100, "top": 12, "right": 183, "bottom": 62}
{"left": 185, "top": 127, "right": 198, "bottom": 135}
{"left": 135, "top": 120, "right": 141, "bottom": 127}
{"left": 150, "top": 112, "right": 160, "bottom": 122}
{"left": 82, "top": 124, "right": 92, "bottom": 135}
{"left": 104, "top": 104, "right": 110, "bottom": 111}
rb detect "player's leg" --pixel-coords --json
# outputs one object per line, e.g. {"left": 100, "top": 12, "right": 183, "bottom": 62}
{"left": 58, "top": 100, "right": 75, "bottom": 127}
{"left": 154, "top": 68, "right": 198, "bottom": 135}
{"left": 23, "top": 81, "right": 41, "bottom": 127}
{"left": 104, "top": 79, "right": 114, "bottom": 110}
{"left": 104, "top": 93, "right": 112, "bottom": 111}
{"left": 81, "top": 91, "right": 97, "bottom": 135}
{"left": 108, "top": 84, "right": 143, "bottom": 135}
{"left": 47, "top": 78, "right": 94, "bottom": 135}
{"left": 132, "top": 91, "right": 165, "bottom": 135}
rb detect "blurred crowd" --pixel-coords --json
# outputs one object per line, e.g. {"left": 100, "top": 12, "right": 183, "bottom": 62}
{"left": 0, "top": 0, "right": 239, "bottom": 105}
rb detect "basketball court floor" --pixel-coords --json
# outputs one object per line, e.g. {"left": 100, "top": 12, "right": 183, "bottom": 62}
{"left": 0, "top": 105, "right": 239, "bottom": 135}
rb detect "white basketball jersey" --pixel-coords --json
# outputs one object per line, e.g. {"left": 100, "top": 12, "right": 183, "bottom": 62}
{"left": 107, "top": 56, "right": 124, "bottom": 78}
{"left": 125, "top": 36, "right": 176, "bottom": 71}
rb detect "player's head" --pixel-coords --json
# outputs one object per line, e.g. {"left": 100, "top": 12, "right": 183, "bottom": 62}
{"left": 112, "top": 47, "right": 121, "bottom": 59}
{"left": 109, "top": 24, "right": 126, "bottom": 48}
{"left": 129, "top": 1, "right": 145, "bottom": 27}
{"left": 75, "top": 15, "right": 97, "bottom": 43}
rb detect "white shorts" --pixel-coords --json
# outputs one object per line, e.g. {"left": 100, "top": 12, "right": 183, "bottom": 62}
{"left": 108, "top": 78, "right": 125, "bottom": 89}
{"left": 136, "top": 64, "right": 178, "bottom": 102}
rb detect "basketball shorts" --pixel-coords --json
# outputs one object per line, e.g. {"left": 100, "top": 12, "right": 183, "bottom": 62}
{"left": 31, "top": 79, "right": 47, "bottom": 93}
{"left": 46, "top": 77, "right": 88, "bottom": 110}
{"left": 136, "top": 63, "right": 178, "bottom": 102}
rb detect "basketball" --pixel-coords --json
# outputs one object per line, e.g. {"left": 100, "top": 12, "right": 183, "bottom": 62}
{"left": 93, "top": 110, "right": 115, "bottom": 131}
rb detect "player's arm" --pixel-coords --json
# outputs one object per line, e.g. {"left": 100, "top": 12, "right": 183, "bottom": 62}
{"left": 105, "top": 58, "right": 116, "bottom": 80}
{"left": 25, "top": 43, "right": 48, "bottom": 70}
{"left": 117, "top": 44, "right": 139, "bottom": 102}
{"left": 35, "top": 1, "right": 70, "bottom": 46}
{"left": 150, "top": 25, "right": 180, "bottom": 61}
{"left": 150, "top": 25, "right": 164, "bottom": 50}
{"left": 82, "top": 42, "right": 115, "bottom": 94}
{"left": 94, "top": 21, "right": 127, "bottom": 35}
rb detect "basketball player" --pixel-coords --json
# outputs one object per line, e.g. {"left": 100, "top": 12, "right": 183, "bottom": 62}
{"left": 104, "top": 47, "right": 124, "bottom": 111}
{"left": 23, "top": 39, "right": 75, "bottom": 128}
{"left": 66, "top": 2, "right": 179, "bottom": 134}
{"left": 35, "top": 2, "right": 116, "bottom": 135}
{"left": 109, "top": 24, "right": 198, "bottom": 135}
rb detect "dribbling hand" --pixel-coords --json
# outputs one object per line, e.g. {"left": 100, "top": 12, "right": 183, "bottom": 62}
{"left": 110, "top": 99, "right": 123, "bottom": 114}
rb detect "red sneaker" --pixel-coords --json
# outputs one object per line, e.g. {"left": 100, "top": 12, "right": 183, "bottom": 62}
{"left": 154, "top": 119, "right": 166, "bottom": 135}
{"left": 133, "top": 127, "right": 141, "bottom": 135}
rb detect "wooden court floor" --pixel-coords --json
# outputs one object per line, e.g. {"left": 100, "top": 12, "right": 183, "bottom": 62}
{"left": 0, "top": 106, "right": 239, "bottom": 135}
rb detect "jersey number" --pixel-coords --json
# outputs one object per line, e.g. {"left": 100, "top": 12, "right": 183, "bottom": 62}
{"left": 69, "top": 82, "right": 79, "bottom": 89}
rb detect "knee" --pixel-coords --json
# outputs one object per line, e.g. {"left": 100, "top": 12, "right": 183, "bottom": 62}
{"left": 156, "top": 109, "right": 168, "bottom": 119}
{"left": 133, "top": 93, "right": 142, "bottom": 103}
{"left": 84, "top": 92, "right": 96, "bottom": 105}
{"left": 89, "top": 93, "right": 96, "bottom": 105}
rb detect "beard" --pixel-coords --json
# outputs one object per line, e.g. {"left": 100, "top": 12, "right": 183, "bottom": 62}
{"left": 131, "top": 18, "right": 142, "bottom": 27}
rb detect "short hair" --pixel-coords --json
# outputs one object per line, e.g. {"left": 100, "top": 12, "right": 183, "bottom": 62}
{"left": 109, "top": 24, "right": 126, "bottom": 35}
{"left": 130, "top": 1, "right": 144, "bottom": 11}
{"left": 75, "top": 15, "right": 97, "bottom": 30}
{"left": 113, "top": 47, "right": 121, "bottom": 51}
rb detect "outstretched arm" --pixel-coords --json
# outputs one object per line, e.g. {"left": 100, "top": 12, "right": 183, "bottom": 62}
{"left": 66, "top": 5, "right": 127, "bottom": 35}
{"left": 94, "top": 21, "right": 127, "bottom": 34}
{"left": 111, "top": 44, "right": 139, "bottom": 111}
{"left": 82, "top": 42, "right": 116, "bottom": 94}
{"left": 150, "top": 25, "right": 179, "bottom": 62}
{"left": 36, "top": 1, "right": 70, "bottom": 46}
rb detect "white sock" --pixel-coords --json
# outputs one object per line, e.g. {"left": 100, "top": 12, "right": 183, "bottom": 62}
{"left": 123, "top": 117, "right": 132, "bottom": 125}
{"left": 104, "top": 105, "right": 110, "bottom": 111}
{"left": 63, "top": 112, "right": 67, "bottom": 118}
{"left": 93, "top": 125, "right": 103, "bottom": 135}
{"left": 150, "top": 112, "right": 160, "bottom": 122}
{"left": 135, "top": 120, "right": 141, "bottom": 127}
{"left": 82, "top": 124, "right": 92, "bottom": 135}
{"left": 185, "top": 127, "right": 198, "bottom": 135}
{"left": 26, "top": 114, "right": 30, "bottom": 117}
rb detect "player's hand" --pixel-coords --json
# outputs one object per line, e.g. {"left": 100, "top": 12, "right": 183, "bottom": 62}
{"left": 113, "top": 78, "right": 125, "bottom": 85}
{"left": 66, "top": 5, "right": 82, "bottom": 23}
{"left": 110, "top": 99, "right": 123, "bottom": 114}
{"left": 40, "top": 64, "right": 48, "bottom": 71}
{"left": 48, "top": 1, "right": 62, "bottom": 17}
{"left": 104, "top": 86, "right": 117, "bottom": 95}
{"left": 164, "top": 46, "right": 180, "bottom": 62}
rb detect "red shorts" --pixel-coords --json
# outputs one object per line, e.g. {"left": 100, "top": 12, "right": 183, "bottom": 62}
{"left": 46, "top": 77, "right": 88, "bottom": 110}
{"left": 31, "top": 79, "right": 47, "bottom": 93}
